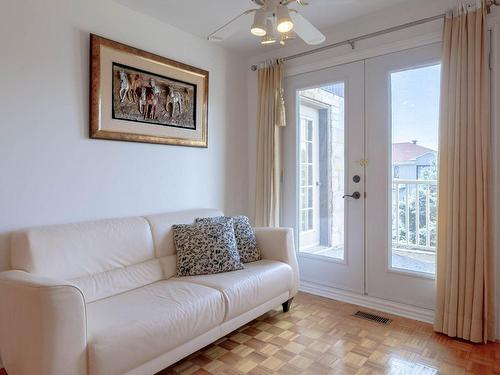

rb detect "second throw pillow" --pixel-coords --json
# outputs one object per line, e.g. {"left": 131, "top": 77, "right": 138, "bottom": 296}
{"left": 195, "top": 215, "right": 261, "bottom": 263}
{"left": 173, "top": 219, "right": 244, "bottom": 277}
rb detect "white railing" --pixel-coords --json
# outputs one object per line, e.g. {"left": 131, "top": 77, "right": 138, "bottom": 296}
{"left": 392, "top": 179, "right": 437, "bottom": 253}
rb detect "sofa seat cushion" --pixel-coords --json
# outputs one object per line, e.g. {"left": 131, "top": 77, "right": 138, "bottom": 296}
{"left": 177, "top": 260, "right": 293, "bottom": 321}
{"left": 86, "top": 280, "right": 225, "bottom": 375}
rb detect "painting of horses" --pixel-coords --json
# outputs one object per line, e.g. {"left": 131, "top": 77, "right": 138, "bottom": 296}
{"left": 112, "top": 63, "right": 196, "bottom": 129}
{"left": 90, "top": 34, "right": 208, "bottom": 147}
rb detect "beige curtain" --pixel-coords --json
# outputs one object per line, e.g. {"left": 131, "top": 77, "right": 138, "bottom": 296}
{"left": 434, "top": 2, "right": 495, "bottom": 343}
{"left": 255, "top": 60, "right": 286, "bottom": 227}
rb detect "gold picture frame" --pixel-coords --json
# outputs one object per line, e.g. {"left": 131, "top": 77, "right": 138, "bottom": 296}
{"left": 90, "top": 34, "right": 208, "bottom": 147}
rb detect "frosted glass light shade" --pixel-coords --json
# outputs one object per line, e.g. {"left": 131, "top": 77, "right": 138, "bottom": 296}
{"left": 276, "top": 5, "right": 293, "bottom": 33}
{"left": 251, "top": 9, "right": 267, "bottom": 36}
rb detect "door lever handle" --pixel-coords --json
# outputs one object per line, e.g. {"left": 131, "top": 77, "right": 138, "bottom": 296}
{"left": 342, "top": 192, "right": 361, "bottom": 200}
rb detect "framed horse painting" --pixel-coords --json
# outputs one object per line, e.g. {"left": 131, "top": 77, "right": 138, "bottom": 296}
{"left": 90, "top": 34, "right": 208, "bottom": 147}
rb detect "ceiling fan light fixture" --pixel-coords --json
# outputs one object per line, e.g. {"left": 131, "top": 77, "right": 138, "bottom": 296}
{"left": 276, "top": 5, "right": 294, "bottom": 33}
{"left": 207, "top": 1, "right": 325, "bottom": 48}
{"left": 261, "top": 19, "right": 277, "bottom": 44}
{"left": 251, "top": 8, "right": 267, "bottom": 36}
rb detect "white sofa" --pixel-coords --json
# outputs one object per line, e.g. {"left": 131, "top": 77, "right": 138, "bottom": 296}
{"left": 0, "top": 209, "right": 299, "bottom": 375}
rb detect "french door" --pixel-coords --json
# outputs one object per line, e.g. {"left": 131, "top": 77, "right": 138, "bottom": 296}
{"left": 366, "top": 44, "right": 441, "bottom": 309}
{"left": 283, "top": 61, "right": 365, "bottom": 293}
{"left": 283, "top": 43, "right": 441, "bottom": 310}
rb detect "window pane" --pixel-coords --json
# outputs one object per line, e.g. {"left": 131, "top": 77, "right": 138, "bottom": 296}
{"left": 300, "top": 166, "right": 306, "bottom": 187}
{"left": 300, "top": 142, "right": 307, "bottom": 162}
{"left": 300, "top": 187, "right": 308, "bottom": 209}
{"left": 306, "top": 142, "right": 313, "bottom": 162}
{"left": 390, "top": 64, "right": 440, "bottom": 275}
{"left": 307, "top": 187, "right": 313, "bottom": 207}
{"left": 306, "top": 121, "right": 313, "bottom": 141}
{"left": 307, "top": 209, "right": 313, "bottom": 231}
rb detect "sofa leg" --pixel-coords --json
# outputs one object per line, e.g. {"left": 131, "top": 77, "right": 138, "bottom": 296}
{"left": 282, "top": 298, "right": 293, "bottom": 313}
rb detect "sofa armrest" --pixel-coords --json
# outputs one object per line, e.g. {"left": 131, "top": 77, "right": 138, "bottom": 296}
{"left": 0, "top": 270, "right": 87, "bottom": 375}
{"left": 254, "top": 227, "right": 299, "bottom": 297}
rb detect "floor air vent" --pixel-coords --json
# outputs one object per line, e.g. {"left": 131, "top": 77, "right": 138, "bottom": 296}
{"left": 353, "top": 311, "right": 392, "bottom": 325}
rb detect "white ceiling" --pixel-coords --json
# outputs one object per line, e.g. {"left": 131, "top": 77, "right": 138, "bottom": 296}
{"left": 115, "top": 0, "right": 417, "bottom": 55}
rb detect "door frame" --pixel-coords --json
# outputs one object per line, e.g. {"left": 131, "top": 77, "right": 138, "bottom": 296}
{"left": 281, "top": 44, "right": 442, "bottom": 320}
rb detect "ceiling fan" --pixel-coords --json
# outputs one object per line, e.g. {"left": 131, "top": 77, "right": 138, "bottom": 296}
{"left": 207, "top": 0, "right": 326, "bottom": 47}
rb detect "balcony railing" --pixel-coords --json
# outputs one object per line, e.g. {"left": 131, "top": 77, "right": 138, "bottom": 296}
{"left": 392, "top": 179, "right": 438, "bottom": 253}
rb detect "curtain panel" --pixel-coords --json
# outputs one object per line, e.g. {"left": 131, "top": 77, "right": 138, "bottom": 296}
{"left": 434, "top": 2, "right": 495, "bottom": 343}
{"left": 254, "top": 61, "right": 286, "bottom": 227}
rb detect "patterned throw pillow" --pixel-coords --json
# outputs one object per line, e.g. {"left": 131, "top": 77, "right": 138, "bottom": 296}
{"left": 173, "top": 219, "right": 244, "bottom": 277}
{"left": 195, "top": 216, "right": 261, "bottom": 263}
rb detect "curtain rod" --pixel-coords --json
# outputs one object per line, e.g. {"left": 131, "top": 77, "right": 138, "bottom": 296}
{"left": 250, "top": 0, "right": 500, "bottom": 71}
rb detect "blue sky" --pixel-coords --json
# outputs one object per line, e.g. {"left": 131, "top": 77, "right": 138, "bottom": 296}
{"left": 391, "top": 64, "right": 441, "bottom": 151}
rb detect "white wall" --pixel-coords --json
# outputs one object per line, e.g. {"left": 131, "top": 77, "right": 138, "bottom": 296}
{"left": 0, "top": 0, "right": 249, "bottom": 273}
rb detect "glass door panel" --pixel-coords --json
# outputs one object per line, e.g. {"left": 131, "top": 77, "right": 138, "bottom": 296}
{"left": 390, "top": 64, "right": 440, "bottom": 275}
{"left": 298, "top": 83, "right": 345, "bottom": 261}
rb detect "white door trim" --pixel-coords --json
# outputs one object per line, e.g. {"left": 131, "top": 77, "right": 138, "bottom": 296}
{"left": 299, "top": 280, "right": 435, "bottom": 324}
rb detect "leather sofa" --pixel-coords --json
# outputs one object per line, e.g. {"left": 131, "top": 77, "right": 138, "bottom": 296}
{"left": 0, "top": 209, "right": 299, "bottom": 375}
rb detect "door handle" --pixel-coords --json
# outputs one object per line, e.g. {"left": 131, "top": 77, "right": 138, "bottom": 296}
{"left": 342, "top": 192, "right": 361, "bottom": 200}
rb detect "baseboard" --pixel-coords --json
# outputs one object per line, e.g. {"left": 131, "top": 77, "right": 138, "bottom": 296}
{"left": 299, "top": 280, "right": 435, "bottom": 324}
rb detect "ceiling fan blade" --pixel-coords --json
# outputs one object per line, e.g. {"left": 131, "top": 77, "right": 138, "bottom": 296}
{"left": 290, "top": 11, "right": 326, "bottom": 45}
{"left": 207, "top": 9, "right": 255, "bottom": 42}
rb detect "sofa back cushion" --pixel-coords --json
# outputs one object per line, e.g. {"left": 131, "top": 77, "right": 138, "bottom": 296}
{"left": 145, "top": 209, "right": 223, "bottom": 278}
{"left": 11, "top": 217, "right": 161, "bottom": 302}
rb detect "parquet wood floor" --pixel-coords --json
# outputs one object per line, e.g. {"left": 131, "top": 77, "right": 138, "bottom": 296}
{"left": 157, "top": 292, "right": 500, "bottom": 375}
